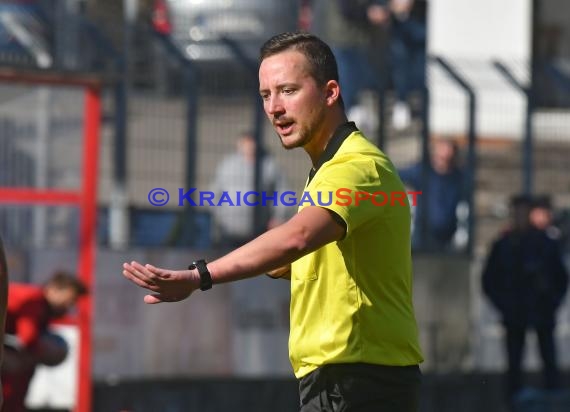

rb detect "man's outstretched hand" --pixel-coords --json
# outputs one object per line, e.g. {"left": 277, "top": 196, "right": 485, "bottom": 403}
{"left": 122, "top": 261, "right": 199, "bottom": 304}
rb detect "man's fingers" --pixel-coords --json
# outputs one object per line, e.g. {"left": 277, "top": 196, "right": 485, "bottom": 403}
{"left": 122, "top": 264, "right": 160, "bottom": 291}
{"left": 130, "top": 261, "right": 157, "bottom": 280}
{"left": 144, "top": 294, "right": 165, "bottom": 304}
{"left": 123, "top": 262, "right": 157, "bottom": 283}
{"left": 145, "top": 263, "right": 159, "bottom": 272}
{"left": 145, "top": 264, "right": 171, "bottom": 279}
{"left": 122, "top": 270, "right": 158, "bottom": 291}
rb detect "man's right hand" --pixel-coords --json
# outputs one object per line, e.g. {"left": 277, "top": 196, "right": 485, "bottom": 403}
{"left": 122, "top": 261, "right": 200, "bottom": 304}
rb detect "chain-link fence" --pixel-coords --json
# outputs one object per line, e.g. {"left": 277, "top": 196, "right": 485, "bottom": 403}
{"left": 0, "top": 84, "right": 87, "bottom": 249}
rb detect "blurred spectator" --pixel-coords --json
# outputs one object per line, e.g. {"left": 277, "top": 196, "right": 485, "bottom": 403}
{"left": 209, "top": 132, "right": 291, "bottom": 248}
{"left": 307, "top": 0, "right": 389, "bottom": 117}
{"left": 482, "top": 194, "right": 568, "bottom": 406}
{"left": 399, "top": 138, "right": 465, "bottom": 251}
{"left": 2, "top": 271, "right": 87, "bottom": 412}
{"left": 307, "top": 0, "right": 427, "bottom": 131}
{"left": 0, "top": 235, "right": 8, "bottom": 410}
{"left": 388, "top": 0, "right": 427, "bottom": 130}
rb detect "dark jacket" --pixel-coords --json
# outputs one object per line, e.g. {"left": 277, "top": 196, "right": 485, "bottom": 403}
{"left": 399, "top": 163, "right": 464, "bottom": 246}
{"left": 482, "top": 228, "right": 569, "bottom": 327}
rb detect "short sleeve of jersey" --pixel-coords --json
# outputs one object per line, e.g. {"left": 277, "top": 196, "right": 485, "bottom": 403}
{"left": 302, "top": 156, "right": 390, "bottom": 237}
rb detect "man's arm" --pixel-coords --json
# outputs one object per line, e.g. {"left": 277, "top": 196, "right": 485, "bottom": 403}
{"left": 210, "top": 206, "right": 344, "bottom": 280}
{"left": 481, "top": 241, "right": 505, "bottom": 313}
{"left": 123, "top": 206, "right": 345, "bottom": 303}
{"left": 548, "top": 240, "right": 569, "bottom": 308}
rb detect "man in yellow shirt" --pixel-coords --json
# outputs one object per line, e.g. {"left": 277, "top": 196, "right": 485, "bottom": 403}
{"left": 123, "top": 32, "right": 423, "bottom": 411}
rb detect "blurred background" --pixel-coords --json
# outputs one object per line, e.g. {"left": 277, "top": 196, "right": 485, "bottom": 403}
{"left": 0, "top": 0, "right": 569, "bottom": 411}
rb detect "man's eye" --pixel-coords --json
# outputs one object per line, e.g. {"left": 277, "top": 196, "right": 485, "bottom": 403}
{"left": 260, "top": 94, "right": 270, "bottom": 100}
{"left": 282, "top": 89, "right": 294, "bottom": 95}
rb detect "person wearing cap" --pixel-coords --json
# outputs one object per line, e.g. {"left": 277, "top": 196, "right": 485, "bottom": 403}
{"left": 482, "top": 194, "right": 568, "bottom": 406}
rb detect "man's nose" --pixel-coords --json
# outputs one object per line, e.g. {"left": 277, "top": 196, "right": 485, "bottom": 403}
{"left": 266, "top": 96, "right": 284, "bottom": 115}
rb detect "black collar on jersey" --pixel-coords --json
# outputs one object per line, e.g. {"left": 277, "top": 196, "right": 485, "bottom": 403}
{"left": 307, "top": 121, "right": 358, "bottom": 185}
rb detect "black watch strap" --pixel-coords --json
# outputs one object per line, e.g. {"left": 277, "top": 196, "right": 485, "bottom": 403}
{"left": 189, "top": 259, "right": 212, "bottom": 291}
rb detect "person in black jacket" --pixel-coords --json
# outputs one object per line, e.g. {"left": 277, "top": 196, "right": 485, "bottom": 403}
{"left": 482, "top": 194, "right": 568, "bottom": 403}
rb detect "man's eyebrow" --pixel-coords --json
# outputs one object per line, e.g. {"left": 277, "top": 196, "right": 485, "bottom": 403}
{"left": 259, "top": 83, "right": 297, "bottom": 94}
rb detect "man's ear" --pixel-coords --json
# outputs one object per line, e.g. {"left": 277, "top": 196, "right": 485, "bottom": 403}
{"left": 324, "top": 80, "right": 341, "bottom": 106}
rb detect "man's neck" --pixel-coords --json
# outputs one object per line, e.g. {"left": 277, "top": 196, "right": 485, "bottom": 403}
{"left": 305, "top": 114, "right": 348, "bottom": 167}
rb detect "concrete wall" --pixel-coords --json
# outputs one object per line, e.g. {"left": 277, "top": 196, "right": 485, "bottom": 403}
{"left": 11, "top": 246, "right": 570, "bottom": 410}
{"left": 17, "top": 248, "right": 479, "bottom": 381}
{"left": 24, "top": 247, "right": 292, "bottom": 380}
{"left": 413, "top": 254, "right": 472, "bottom": 372}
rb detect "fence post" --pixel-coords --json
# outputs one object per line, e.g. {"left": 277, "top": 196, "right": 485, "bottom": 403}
{"left": 76, "top": 12, "right": 132, "bottom": 249}
{"left": 153, "top": 34, "right": 201, "bottom": 241}
{"left": 432, "top": 56, "right": 478, "bottom": 255}
{"left": 419, "top": 85, "right": 430, "bottom": 250}
{"left": 493, "top": 61, "right": 533, "bottom": 196}
{"left": 377, "top": 87, "right": 387, "bottom": 151}
{"left": 220, "top": 37, "right": 266, "bottom": 236}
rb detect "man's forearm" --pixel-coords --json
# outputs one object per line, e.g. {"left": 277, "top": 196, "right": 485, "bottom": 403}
{"left": 208, "top": 220, "right": 311, "bottom": 283}
{"left": 208, "top": 207, "right": 344, "bottom": 284}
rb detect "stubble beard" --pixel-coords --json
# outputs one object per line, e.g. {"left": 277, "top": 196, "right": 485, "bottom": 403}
{"left": 277, "top": 109, "right": 325, "bottom": 151}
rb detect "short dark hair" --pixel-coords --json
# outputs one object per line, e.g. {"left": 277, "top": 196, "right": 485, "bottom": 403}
{"left": 259, "top": 31, "right": 340, "bottom": 88}
{"left": 45, "top": 271, "right": 88, "bottom": 296}
{"left": 532, "top": 195, "right": 552, "bottom": 210}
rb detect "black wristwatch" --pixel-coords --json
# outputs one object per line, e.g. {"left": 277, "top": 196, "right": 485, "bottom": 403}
{"left": 189, "top": 259, "right": 212, "bottom": 291}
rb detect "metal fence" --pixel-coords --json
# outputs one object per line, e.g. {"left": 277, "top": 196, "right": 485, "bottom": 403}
{"left": 0, "top": 84, "right": 87, "bottom": 249}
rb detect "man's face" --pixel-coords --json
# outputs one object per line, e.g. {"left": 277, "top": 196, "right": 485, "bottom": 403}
{"left": 431, "top": 140, "right": 455, "bottom": 172}
{"left": 530, "top": 207, "right": 552, "bottom": 230}
{"left": 45, "top": 286, "right": 79, "bottom": 318}
{"left": 259, "top": 50, "right": 327, "bottom": 150}
{"left": 237, "top": 136, "right": 256, "bottom": 161}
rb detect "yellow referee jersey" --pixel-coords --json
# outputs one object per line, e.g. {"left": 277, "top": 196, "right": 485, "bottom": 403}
{"left": 290, "top": 129, "right": 424, "bottom": 378}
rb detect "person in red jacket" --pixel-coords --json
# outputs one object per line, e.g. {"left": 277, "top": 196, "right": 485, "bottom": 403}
{"left": 1, "top": 271, "right": 87, "bottom": 412}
